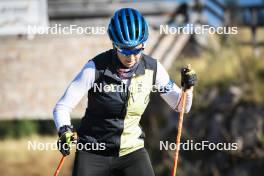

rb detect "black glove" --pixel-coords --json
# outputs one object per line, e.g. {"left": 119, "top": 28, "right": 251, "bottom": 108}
{"left": 57, "top": 125, "right": 75, "bottom": 156}
{"left": 181, "top": 67, "right": 197, "bottom": 89}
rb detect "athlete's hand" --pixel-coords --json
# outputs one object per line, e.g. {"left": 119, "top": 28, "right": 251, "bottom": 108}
{"left": 181, "top": 65, "right": 197, "bottom": 90}
{"left": 57, "top": 125, "right": 76, "bottom": 156}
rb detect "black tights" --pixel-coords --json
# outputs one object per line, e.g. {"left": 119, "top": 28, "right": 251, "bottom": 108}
{"left": 72, "top": 148, "right": 155, "bottom": 176}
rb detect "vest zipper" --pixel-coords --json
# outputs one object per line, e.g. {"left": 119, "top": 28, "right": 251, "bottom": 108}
{"left": 131, "top": 92, "right": 135, "bottom": 102}
{"left": 121, "top": 82, "right": 130, "bottom": 118}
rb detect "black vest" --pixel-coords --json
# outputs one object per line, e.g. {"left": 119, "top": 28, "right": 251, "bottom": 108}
{"left": 78, "top": 49, "right": 157, "bottom": 156}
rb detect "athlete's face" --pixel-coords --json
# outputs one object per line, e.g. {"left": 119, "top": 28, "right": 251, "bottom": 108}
{"left": 116, "top": 44, "right": 144, "bottom": 68}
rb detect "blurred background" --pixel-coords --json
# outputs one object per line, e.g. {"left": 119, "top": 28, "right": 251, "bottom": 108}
{"left": 0, "top": 0, "right": 264, "bottom": 175}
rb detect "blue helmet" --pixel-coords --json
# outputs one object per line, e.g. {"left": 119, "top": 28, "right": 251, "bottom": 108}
{"left": 108, "top": 8, "right": 149, "bottom": 48}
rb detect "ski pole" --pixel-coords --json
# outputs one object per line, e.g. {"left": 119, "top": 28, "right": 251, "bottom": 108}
{"left": 171, "top": 90, "right": 187, "bottom": 176}
{"left": 53, "top": 132, "right": 78, "bottom": 176}
{"left": 53, "top": 155, "right": 66, "bottom": 176}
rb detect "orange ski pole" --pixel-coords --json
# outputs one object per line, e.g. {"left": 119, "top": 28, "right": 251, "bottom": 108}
{"left": 53, "top": 132, "right": 77, "bottom": 176}
{"left": 53, "top": 155, "right": 66, "bottom": 176}
{"left": 171, "top": 90, "right": 187, "bottom": 176}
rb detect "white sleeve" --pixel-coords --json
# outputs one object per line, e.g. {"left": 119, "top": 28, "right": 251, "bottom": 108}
{"left": 53, "top": 60, "right": 96, "bottom": 130}
{"left": 155, "top": 61, "right": 193, "bottom": 113}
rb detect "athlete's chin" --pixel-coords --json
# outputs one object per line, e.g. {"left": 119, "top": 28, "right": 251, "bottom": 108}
{"left": 124, "top": 62, "right": 136, "bottom": 68}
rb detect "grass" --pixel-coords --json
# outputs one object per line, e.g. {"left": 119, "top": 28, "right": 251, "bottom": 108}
{"left": 169, "top": 34, "right": 264, "bottom": 106}
{"left": 0, "top": 136, "right": 75, "bottom": 176}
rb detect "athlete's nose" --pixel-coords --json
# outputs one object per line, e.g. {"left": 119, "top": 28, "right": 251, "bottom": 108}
{"left": 127, "top": 54, "right": 136, "bottom": 60}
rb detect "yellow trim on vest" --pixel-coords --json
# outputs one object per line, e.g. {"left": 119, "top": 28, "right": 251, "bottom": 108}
{"left": 119, "top": 69, "right": 154, "bottom": 156}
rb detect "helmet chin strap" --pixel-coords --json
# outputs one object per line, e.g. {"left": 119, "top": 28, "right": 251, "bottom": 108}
{"left": 142, "top": 43, "right": 146, "bottom": 48}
